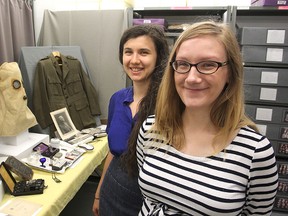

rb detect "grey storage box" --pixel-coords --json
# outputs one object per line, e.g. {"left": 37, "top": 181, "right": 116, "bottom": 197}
{"left": 270, "top": 139, "right": 288, "bottom": 158}
{"left": 245, "top": 104, "right": 288, "bottom": 124}
{"left": 256, "top": 122, "right": 288, "bottom": 142}
{"left": 244, "top": 84, "right": 288, "bottom": 105}
{"left": 242, "top": 45, "right": 288, "bottom": 64}
{"left": 239, "top": 27, "right": 288, "bottom": 46}
{"left": 244, "top": 66, "right": 288, "bottom": 87}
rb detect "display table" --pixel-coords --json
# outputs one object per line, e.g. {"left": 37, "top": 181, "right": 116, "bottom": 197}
{"left": 0, "top": 137, "right": 108, "bottom": 216}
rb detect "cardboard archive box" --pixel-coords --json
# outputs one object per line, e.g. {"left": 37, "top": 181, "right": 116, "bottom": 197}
{"left": 244, "top": 67, "right": 288, "bottom": 87}
{"left": 238, "top": 27, "right": 288, "bottom": 46}
{"left": 242, "top": 45, "right": 288, "bottom": 64}
{"left": 245, "top": 104, "right": 288, "bottom": 124}
{"left": 244, "top": 84, "right": 288, "bottom": 105}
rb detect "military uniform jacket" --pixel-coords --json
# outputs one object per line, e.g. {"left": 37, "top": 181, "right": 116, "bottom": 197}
{"left": 32, "top": 53, "right": 101, "bottom": 130}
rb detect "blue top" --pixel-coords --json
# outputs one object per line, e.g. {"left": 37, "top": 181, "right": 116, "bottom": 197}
{"left": 106, "top": 86, "right": 137, "bottom": 156}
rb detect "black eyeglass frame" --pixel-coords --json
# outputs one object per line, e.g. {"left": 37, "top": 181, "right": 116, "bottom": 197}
{"left": 170, "top": 60, "right": 229, "bottom": 75}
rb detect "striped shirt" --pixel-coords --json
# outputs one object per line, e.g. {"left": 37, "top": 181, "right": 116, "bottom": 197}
{"left": 137, "top": 115, "right": 278, "bottom": 216}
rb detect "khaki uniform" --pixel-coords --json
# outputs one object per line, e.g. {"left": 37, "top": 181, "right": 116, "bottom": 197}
{"left": 0, "top": 62, "right": 37, "bottom": 136}
{"left": 32, "top": 54, "right": 101, "bottom": 131}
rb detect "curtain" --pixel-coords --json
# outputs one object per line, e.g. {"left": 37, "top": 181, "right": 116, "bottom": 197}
{"left": 0, "top": 0, "right": 35, "bottom": 65}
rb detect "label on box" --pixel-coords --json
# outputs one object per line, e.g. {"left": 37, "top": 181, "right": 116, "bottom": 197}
{"left": 267, "top": 30, "right": 285, "bottom": 44}
{"left": 133, "top": 19, "right": 167, "bottom": 28}
{"left": 260, "top": 87, "right": 277, "bottom": 101}
{"left": 261, "top": 71, "right": 278, "bottom": 84}
{"left": 266, "top": 48, "right": 283, "bottom": 62}
{"left": 256, "top": 108, "right": 273, "bottom": 121}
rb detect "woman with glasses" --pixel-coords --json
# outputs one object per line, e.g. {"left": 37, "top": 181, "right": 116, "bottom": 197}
{"left": 136, "top": 21, "right": 278, "bottom": 215}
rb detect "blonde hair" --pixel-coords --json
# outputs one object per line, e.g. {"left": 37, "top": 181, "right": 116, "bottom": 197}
{"left": 153, "top": 21, "right": 258, "bottom": 152}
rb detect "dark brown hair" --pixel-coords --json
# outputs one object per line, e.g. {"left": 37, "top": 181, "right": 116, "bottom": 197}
{"left": 120, "top": 24, "right": 169, "bottom": 176}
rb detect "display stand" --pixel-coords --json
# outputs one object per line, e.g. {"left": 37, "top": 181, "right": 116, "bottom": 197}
{"left": 0, "top": 130, "right": 30, "bottom": 146}
{"left": 0, "top": 133, "right": 49, "bottom": 159}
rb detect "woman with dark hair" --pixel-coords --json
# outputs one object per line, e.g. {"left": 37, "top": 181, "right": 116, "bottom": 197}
{"left": 92, "top": 24, "right": 169, "bottom": 216}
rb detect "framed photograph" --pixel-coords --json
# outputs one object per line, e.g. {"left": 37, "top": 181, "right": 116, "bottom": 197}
{"left": 50, "top": 107, "right": 78, "bottom": 140}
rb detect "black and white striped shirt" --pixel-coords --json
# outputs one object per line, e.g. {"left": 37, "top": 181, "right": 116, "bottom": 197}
{"left": 137, "top": 115, "right": 278, "bottom": 216}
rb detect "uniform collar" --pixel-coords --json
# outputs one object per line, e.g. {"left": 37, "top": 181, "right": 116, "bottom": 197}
{"left": 50, "top": 53, "right": 69, "bottom": 80}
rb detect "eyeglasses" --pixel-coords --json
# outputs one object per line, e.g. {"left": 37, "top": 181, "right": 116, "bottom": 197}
{"left": 170, "top": 60, "right": 228, "bottom": 75}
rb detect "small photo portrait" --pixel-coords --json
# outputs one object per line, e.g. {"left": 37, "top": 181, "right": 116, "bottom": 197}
{"left": 280, "top": 127, "right": 288, "bottom": 140}
{"left": 50, "top": 107, "right": 78, "bottom": 140}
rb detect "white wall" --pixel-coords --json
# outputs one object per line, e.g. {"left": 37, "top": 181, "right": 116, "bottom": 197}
{"left": 33, "top": 0, "right": 130, "bottom": 45}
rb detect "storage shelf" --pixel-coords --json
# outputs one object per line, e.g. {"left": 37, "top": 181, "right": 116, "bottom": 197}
{"left": 133, "top": 6, "right": 229, "bottom": 17}
{"left": 133, "top": 6, "right": 232, "bottom": 36}
{"left": 243, "top": 62, "right": 288, "bottom": 69}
